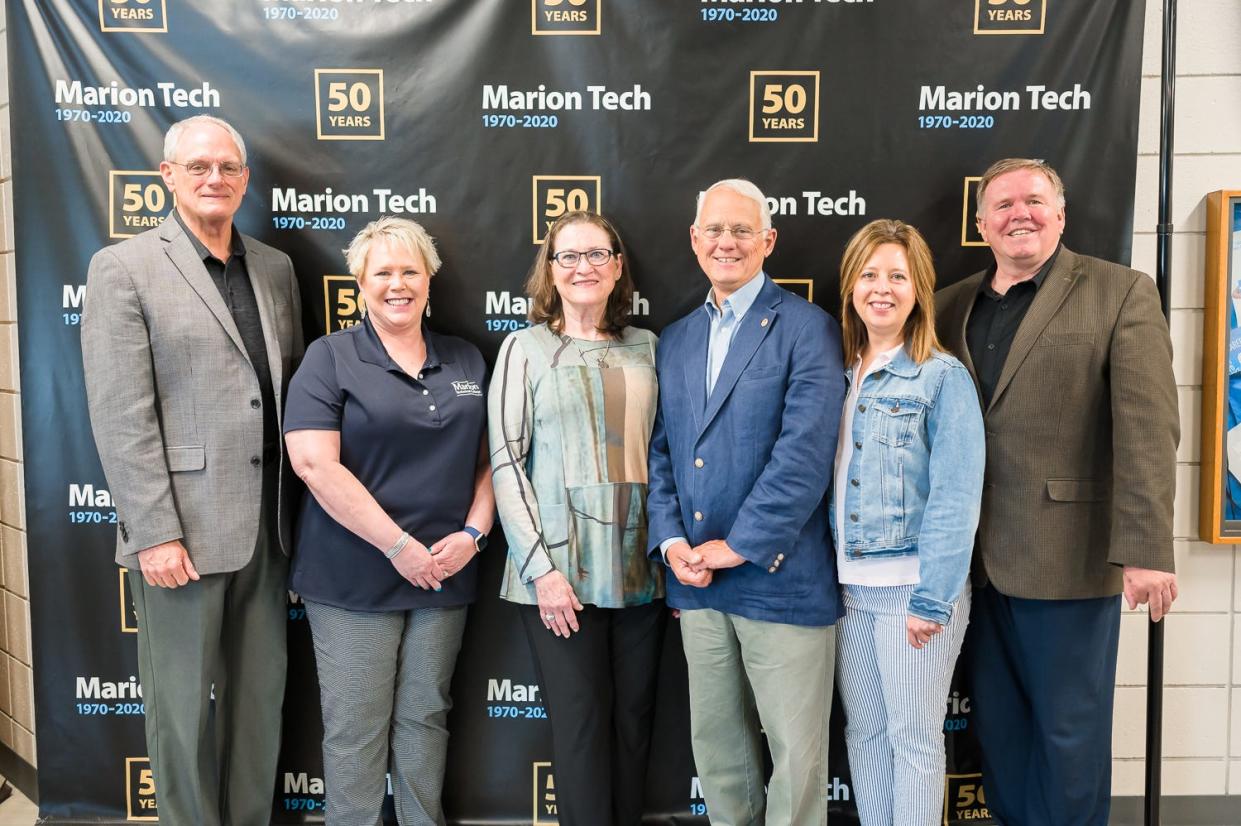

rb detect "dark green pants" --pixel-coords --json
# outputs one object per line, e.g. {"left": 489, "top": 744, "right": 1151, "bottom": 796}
{"left": 128, "top": 530, "right": 288, "bottom": 826}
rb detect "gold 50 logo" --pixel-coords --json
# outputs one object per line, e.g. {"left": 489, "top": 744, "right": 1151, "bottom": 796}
{"left": 109, "top": 171, "right": 169, "bottom": 240}
{"left": 943, "top": 773, "right": 990, "bottom": 823}
{"left": 774, "top": 279, "right": 814, "bottom": 303}
{"left": 532, "top": 762, "right": 557, "bottom": 824}
{"left": 324, "top": 275, "right": 365, "bottom": 334}
{"left": 974, "top": 0, "right": 1046, "bottom": 35}
{"left": 126, "top": 757, "right": 158, "bottom": 820}
{"left": 749, "top": 71, "right": 820, "bottom": 143}
{"left": 532, "top": 176, "right": 601, "bottom": 244}
{"left": 315, "top": 69, "right": 385, "bottom": 141}
{"left": 99, "top": 0, "right": 168, "bottom": 33}
{"left": 532, "top": 0, "right": 601, "bottom": 36}
{"left": 119, "top": 569, "right": 138, "bottom": 633}
{"left": 961, "top": 177, "right": 987, "bottom": 246}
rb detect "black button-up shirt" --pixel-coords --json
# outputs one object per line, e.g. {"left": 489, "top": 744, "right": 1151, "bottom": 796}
{"left": 174, "top": 211, "right": 278, "bottom": 457}
{"left": 966, "top": 246, "right": 1061, "bottom": 407}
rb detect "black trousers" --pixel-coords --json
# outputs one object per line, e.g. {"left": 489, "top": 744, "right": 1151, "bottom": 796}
{"left": 518, "top": 600, "right": 666, "bottom": 826}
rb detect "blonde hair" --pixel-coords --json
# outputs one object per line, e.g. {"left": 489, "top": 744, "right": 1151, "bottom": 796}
{"left": 839, "top": 219, "right": 941, "bottom": 366}
{"left": 343, "top": 215, "right": 442, "bottom": 280}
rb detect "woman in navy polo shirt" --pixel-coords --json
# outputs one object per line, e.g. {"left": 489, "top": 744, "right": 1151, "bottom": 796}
{"left": 489, "top": 211, "right": 664, "bottom": 826}
{"left": 284, "top": 216, "right": 493, "bottom": 826}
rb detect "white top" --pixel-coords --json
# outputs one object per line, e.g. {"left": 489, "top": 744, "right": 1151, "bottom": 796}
{"left": 834, "top": 343, "right": 921, "bottom": 586}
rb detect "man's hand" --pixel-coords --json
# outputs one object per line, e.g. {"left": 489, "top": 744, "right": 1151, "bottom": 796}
{"left": 137, "top": 540, "right": 200, "bottom": 589}
{"left": 694, "top": 539, "right": 746, "bottom": 571}
{"left": 1123, "top": 566, "right": 1178, "bottom": 622}
{"left": 667, "top": 542, "right": 712, "bottom": 588}
{"left": 429, "top": 531, "right": 477, "bottom": 578}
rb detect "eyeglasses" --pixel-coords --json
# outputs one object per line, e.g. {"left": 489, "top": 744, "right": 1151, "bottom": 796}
{"left": 551, "top": 248, "right": 616, "bottom": 268}
{"left": 698, "top": 224, "right": 764, "bottom": 241}
{"left": 168, "top": 160, "right": 246, "bottom": 178}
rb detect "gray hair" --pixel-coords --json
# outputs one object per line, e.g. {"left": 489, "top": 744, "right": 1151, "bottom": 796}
{"left": 975, "top": 158, "right": 1065, "bottom": 217}
{"left": 163, "top": 115, "right": 247, "bottom": 165}
{"left": 694, "top": 178, "right": 772, "bottom": 230}
{"left": 344, "top": 215, "right": 443, "bottom": 280}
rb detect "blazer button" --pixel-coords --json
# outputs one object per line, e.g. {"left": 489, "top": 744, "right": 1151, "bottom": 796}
{"left": 773, "top": 558, "right": 781, "bottom": 567}
{"left": 768, "top": 566, "right": 777, "bottom": 573}
{"left": 694, "top": 511, "right": 703, "bottom": 521}
{"left": 251, "top": 456, "right": 261, "bottom": 467}
{"left": 694, "top": 458, "right": 704, "bottom": 468}
{"left": 849, "top": 513, "right": 859, "bottom": 522}
{"left": 776, "top": 553, "right": 785, "bottom": 560}
{"left": 250, "top": 398, "right": 261, "bottom": 409}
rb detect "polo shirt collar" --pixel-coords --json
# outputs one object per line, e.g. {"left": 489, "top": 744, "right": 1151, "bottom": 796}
{"left": 356, "top": 315, "right": 449, "bottom": 373}
{"left": 173, "top": 209, "right": 246, "bottom": 262}
{"left": 978, "top": 243, "right": 1060, "bottom": 298}
{"left": 703, "top": 271, "right": 766, "bottom": 322}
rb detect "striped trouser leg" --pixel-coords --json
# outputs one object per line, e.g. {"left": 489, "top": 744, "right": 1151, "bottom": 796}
{"left": 836, "top": 583, "right": 970, "bottom": 826}
{"left": 390, "top": 606, "right": 468, "bottom": 826}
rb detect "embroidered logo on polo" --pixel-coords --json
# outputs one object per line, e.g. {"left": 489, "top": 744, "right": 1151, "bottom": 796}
{"left": 453, "top": 380, "right": 483, "bottom": 397}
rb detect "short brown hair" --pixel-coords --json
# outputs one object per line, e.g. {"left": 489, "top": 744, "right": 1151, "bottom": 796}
{"left": 839, "top": 219, "right": 942, "bottom": 366}
{"left": 525, "top": 211, "right": 634, "bottom": 336}
{"left": 975, "top": 158, "right": 1065, "bottom": 217}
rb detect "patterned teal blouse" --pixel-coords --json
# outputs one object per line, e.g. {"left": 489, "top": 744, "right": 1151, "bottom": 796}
{"left": 488, "top": 323, "right": 665, "bottom": 607}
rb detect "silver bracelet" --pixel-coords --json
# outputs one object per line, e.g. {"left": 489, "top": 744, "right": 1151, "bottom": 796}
{"left": 385, "top": 531, "right": 411, "bottom": 559}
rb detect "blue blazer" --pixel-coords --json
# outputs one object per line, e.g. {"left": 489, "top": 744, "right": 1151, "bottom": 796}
{"left": 647, "top": 275, "right": 846, "bottom": 626}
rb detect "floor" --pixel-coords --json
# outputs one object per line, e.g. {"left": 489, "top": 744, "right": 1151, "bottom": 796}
{"left": 0, "top": 785, "right": 35, "bottom": 825}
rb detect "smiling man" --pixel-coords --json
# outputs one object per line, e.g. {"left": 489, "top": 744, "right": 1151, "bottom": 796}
{"left": 935, "top": 158, "right": 1178, "bottom": 826}
{"left": 82, "top": 115, "right": 302, "bottom": 825}
{"left": 648, "top": 178, "right": 846, "bottom": 825}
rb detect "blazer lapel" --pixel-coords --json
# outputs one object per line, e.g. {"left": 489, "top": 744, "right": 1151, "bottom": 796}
{"left": 987, "top": 249, "right": 1080, "bottom": 412}
{"left": 951, "top": 272, "right": 985, "bottom": 399}
{"left": 159, "top": 216, "right": 249, "bottom": 362}
{"left": 682, "top": 308, "right": 709, "bottom": 433}
{"left": 700, "top": 281, "right": 780, "bottom": 434}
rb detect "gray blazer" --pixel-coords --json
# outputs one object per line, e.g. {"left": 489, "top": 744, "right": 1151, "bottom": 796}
{"left": 935, "top": 247, "right": 1178, "bottom": 600}
{"left": 82, "top": 215, "right": 304, "bottom": 575}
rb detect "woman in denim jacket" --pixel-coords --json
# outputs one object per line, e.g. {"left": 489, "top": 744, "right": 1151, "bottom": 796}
{"left": 831, "top": 219, "right": 985, "bottom": 825}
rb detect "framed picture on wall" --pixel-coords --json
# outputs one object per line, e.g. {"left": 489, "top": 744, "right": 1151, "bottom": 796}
{"left": 1199, "top": 190, "right": 1241, "bottom": 542}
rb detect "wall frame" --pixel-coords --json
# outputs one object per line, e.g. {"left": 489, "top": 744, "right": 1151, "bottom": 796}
{"left": 1199, "top": 190, "right": 1241, "bottom": 542}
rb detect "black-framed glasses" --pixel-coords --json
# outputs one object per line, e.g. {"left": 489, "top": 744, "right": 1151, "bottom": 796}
{"left": 551, "top": 248, "right": 616, "bottom": 268}
{"left": 168, "top": 160, "right": 246, "bottom": 178}
{"left": 698, "top": 224, "right": 763, "bottom": 240}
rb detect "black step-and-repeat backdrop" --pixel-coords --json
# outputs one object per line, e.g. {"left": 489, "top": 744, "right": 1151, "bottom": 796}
{"left": 9, "top": 1, "right": 1145, "bottom": 822}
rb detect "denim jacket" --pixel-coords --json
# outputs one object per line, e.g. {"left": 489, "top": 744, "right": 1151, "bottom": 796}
{"left": 830, "top": 347, "right": 985, "bottom": 624}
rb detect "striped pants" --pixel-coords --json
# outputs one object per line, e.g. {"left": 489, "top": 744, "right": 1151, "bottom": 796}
{"left": 305, "top": 600, "right": 468, "bottom": 826}
{"left": 835, "top": 583, "right": 969, "bottom": 826}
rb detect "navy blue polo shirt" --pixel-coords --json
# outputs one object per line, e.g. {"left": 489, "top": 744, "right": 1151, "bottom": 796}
{"left": 284, "top": 317, "right": 487, "bottom": 611}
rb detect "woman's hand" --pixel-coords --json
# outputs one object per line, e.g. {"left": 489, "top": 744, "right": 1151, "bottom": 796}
{"left": 534, "top": 570, "right": 584, "bottom": 638}
{"left": 429, "top": 531, "right": 478, "bottom": 579}
{"left": 390, "top": 539, "right": 447, "bottom": 591}
{"left": 906, "top": 615, "right": 944, "bottom": 649}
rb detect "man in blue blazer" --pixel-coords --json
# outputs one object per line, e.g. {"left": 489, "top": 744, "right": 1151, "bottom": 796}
{"left": 648, "top": 179, "right": 846, "bottom": 825}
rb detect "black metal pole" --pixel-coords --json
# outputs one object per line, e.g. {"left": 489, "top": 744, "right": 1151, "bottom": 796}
{"left": 1146, "top": 0, "right": 1177, "bottom": 824}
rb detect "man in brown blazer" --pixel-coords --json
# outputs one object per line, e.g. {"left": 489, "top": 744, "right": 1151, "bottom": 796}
{"left": 936, "top": 158, "right": 1178, "bottom": 826}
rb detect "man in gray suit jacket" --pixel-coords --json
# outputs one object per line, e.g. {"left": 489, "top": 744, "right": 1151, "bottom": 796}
{"left": 82, "top": 115, "right": 303, "bottom": 825}
{"left": 936, "top": 158, "right": 1178, "bottom": 826}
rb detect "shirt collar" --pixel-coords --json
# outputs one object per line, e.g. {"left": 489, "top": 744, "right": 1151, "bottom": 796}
{"left": 703, "top": 271, "right": 766, "bottom": 321}
{"left": 355, "top": 315, "right": 447, "bottom": 372}
{"left": 978, "top": 242, "right": 1061, "bottom": 297}
{"left": 847, "top": 341, "right": 912, "bottom": 381}
{"left": 173, "top": 209, "right": 246, "bottom": 263}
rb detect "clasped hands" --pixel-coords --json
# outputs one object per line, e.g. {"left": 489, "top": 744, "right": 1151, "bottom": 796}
{"left": 666, "top": 539, "right": 745, "bottom": 588}
{"left": 390, "top": 531, "right": 478, "bottom": 592}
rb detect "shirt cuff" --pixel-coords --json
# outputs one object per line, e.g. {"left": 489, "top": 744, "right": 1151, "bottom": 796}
{"left": 659, "top": 536, "right": 688, "bottom": 563}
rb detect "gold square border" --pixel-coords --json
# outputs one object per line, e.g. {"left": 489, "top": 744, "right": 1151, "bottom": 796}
{"left": 322, "top": 274, "right": 361, "bottom": 335}
{"left": 125, "top": 757, "right": 158, "bottom": 821}
{"left": 531, "top": 0, "right": 602, "bottom": 36}
{"left": 531, "top": 175, "right": 602, "bottom": 244}
{"left": 942, "top": 772, "right": 986, "bottom": 824}
{"left": 119, "top": 569, "right": 138, "bottom": 633}
{"left": 314, "top": 69, "right": 386, "bottom": 142}
{"left": 532, "top": 761, "right": 556, "bottom": 825}
{"left": 108, "top": 170, "right": 166, "bottom": 240}
{"left": 748, "top": 70, "right": 821, "bottom": 143}
{"left": 774, "top": 278, "right": 814, "bottom": 303}
{"left": 961, "top": 176, "right": 988, "bottom": 247}
{"left": 973, "top": 0, "right": 1047, "bottom": 36}
{"left": 98, "top": 0, "right": 168, "bottom": 34}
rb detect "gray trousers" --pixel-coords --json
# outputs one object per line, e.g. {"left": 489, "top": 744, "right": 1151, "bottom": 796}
{"left": 128, "top": 532, "right": 288, "bottom": 826}
{"left": 305, "top": 600, "right": 468, "bottom": 826}
{"left": 680, "top": 608, "right": 835, "bottom": 826}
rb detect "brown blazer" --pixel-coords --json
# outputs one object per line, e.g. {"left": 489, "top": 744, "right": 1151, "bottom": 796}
{"left": 935, "top": 247, "right": 1178, "bottom": 600}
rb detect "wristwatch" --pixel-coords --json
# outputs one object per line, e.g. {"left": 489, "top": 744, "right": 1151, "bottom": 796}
{"left": 463, "top": 525, "right": 488, "bottom": 553}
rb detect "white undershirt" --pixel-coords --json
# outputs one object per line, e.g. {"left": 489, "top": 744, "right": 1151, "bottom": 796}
{"left": 834, "top": 344, "right": 921, "bottom": 586}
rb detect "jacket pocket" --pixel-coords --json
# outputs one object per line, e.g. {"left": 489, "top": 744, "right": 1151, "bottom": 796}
{"left": 1046, "top": 478, "right": 1107, "bottom": 502}
{"left": 870, "top": 399, "right": 923, "bottom": 447}
{"left": 165, "top": 446, "right": 206, "bottom": 472}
